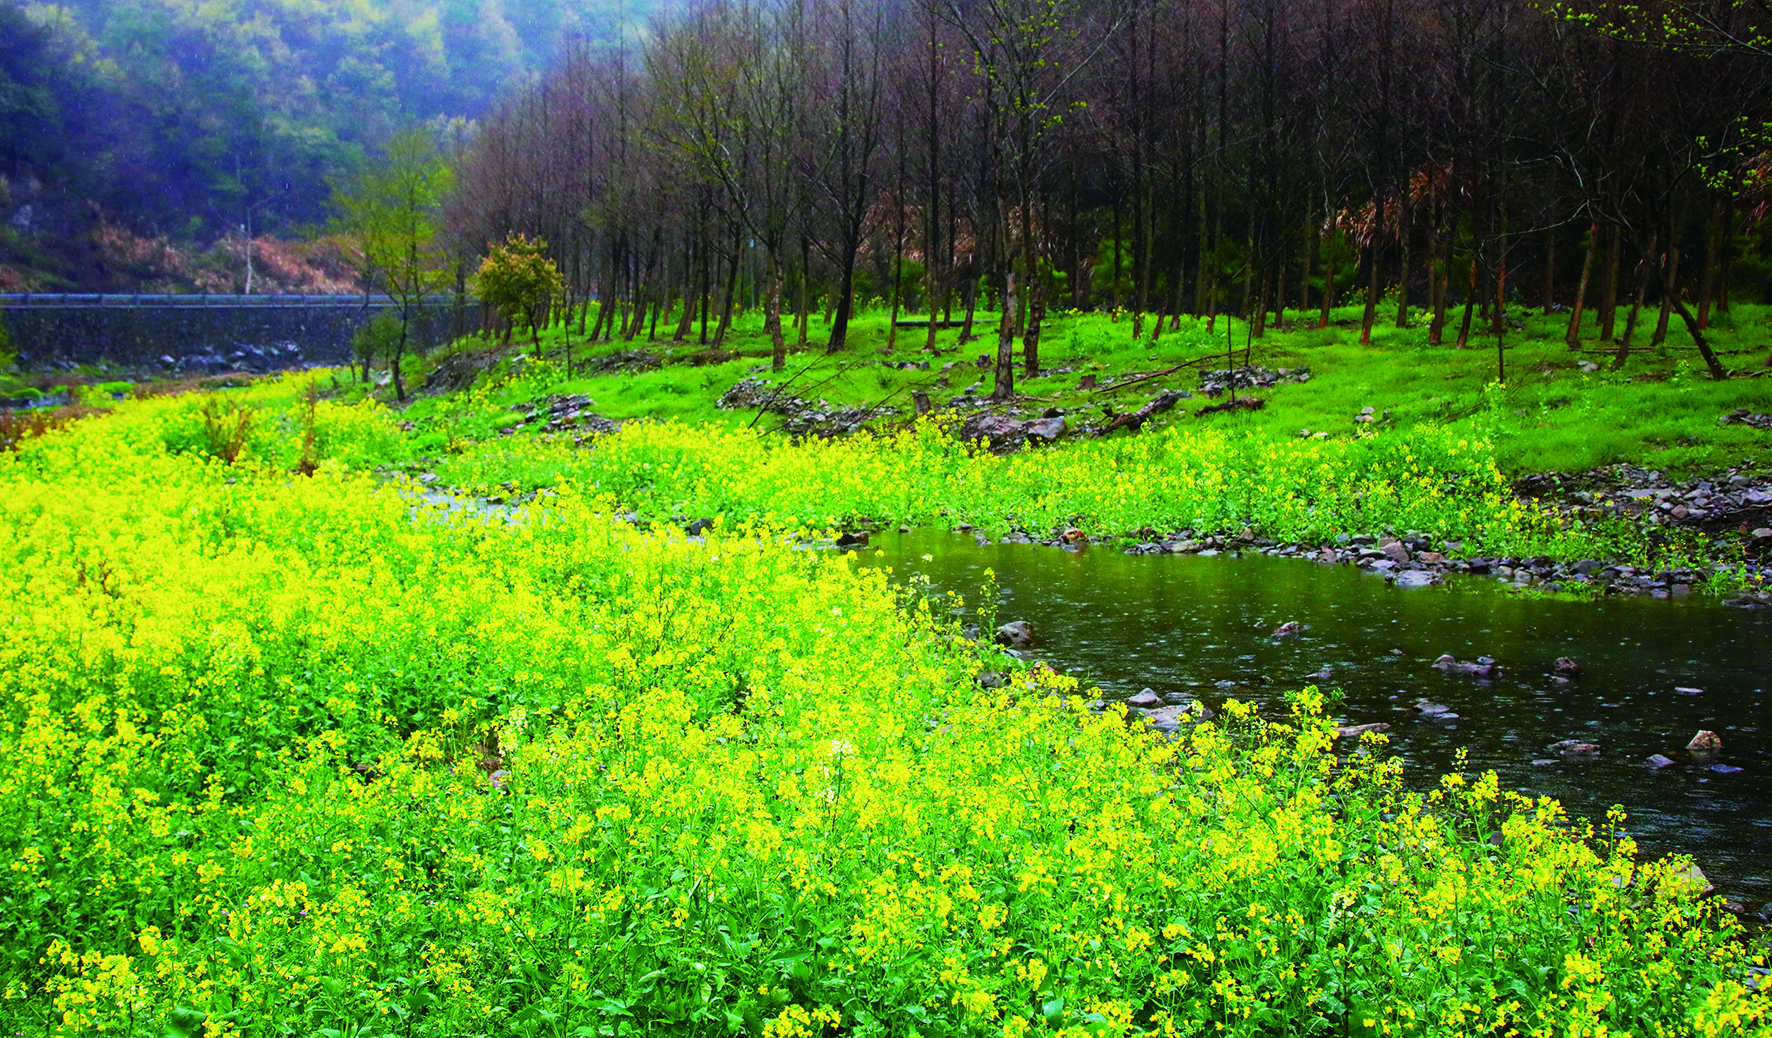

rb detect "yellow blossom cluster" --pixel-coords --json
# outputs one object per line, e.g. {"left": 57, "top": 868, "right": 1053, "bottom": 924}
{"left": 0, "top": 384, "right": 1762, "bottom": 1035}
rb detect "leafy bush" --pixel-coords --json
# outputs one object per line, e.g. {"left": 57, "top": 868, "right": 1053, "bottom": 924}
{"left": 473, "top": 232, "right": 565, "bottom": 345}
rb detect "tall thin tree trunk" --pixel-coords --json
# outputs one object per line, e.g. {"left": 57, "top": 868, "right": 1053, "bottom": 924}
{"left": 767, "top": 254, "right": 786, "bottom": 372}
{"left": 1648, "top": 248, "right": 1726, "bottom": 379}
{"left": 1566, "top": 221, "right": 1597, "bottom": 347}
{"left": 959, "top": 273, "right": 978, "bottom": 343}
{"left": 1652, "top": 217, "right": 1682, "bottom": 349}
{"left": 1022, "top": 192, "right": 1042, "bottom": 375}
{"left": 1613, "top": 245, "right": 1651, "bottom": 370}
{"left": 1318, "top": 244, "right": 1335, "bottom": 329}
{"left": 1301, "top": 211, "right": 1316, "bottom": 327}
{"left": 1359, "top": 239, "right": 1378, "bottom": 344}
{"left": 1395, "top": 199, "right": 1412, "bottom": 328}
{"left": 1697, "top": 201, "right": 1719, "bottom": 329}
{"left": 714, "top": 226, "right": 741, "bottom": 346}
{"left": 1599, "top": 223, "right": 1621, "bottom": 342}
{"left": 1456, "top": 253, "right": 1477, "bottom": 348}
{"left": 1428, "top": 229, "right": 1446, "bottom": 345}
{"left": 1241, "top": 222, "right": 1256, "bottom": 329}
{"left": 588, "top": 293, "right": 609, "bottom": 341}
{"left": 798, "top": 236, "right": 811, "bottom": 346}
{"left": 1491, "top": 194, "right": 1508, "bottom": 334}
{"left": 992, "top": 270, "right": 1016, "bottom": 402}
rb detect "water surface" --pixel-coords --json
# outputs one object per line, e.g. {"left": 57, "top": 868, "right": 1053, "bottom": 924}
{"left": 867, "top": 529, "right": 1771, "bottom": 897}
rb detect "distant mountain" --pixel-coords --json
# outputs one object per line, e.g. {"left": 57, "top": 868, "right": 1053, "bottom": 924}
{"left": 0, "top": 0, "right": 664, "bottom": 291}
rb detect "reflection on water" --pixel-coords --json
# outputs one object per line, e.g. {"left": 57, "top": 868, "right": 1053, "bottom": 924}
{"left": 865, "top": 529, "right": 1772, "bottom": 896}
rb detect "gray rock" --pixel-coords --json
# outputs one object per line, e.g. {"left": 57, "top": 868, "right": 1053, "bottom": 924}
{"left": 1393, "top": 569, "right": 1442, "bottom": 587}
{"left": 1645, "top": 754, "right": 1676, "bottom": 768}
{"left": 994, "top": 620, "right": 1034, "bottom": 650}
{"left": 1272, "top": 621, "right": 1301, "bottom": 637}
{"left": 1127, "top": 688, "right": 1164, "bottom": 708}
{"left": 959, "top": 413, "right": 1029, "bottom": 452}
{"left": 1139, "top": 702, "right": 1211, "bottom": 732}
{"left": 1711, "top": 763, "right": 1745, "bottom": 775}
{"left": 1023, "top": 417, "right": 1066, "bottom": 442}
{"left": 1547, "top": 740, "right": 1600, "bottom": 756}
{"left": 1432, "top": 654, "right": 1498, "bottom": 678}
{"left": 1334, "top": 722, "right": 1390, "bottom": 738}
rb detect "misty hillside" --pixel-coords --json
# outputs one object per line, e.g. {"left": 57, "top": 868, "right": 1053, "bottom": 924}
{"left": 0, "top": 0, "right": 661, "bottom": 291}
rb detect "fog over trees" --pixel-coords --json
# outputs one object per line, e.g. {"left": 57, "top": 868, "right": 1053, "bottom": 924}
{"left": 448, "top": 0, "right": 1771, "bottom": 386}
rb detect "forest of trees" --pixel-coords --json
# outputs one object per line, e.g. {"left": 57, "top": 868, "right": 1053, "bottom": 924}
{"left": 0, "top": 0, "right": 661, "bottom": 289}
{"left": 449, "top": 0, "right": 1772, "bottom": 390}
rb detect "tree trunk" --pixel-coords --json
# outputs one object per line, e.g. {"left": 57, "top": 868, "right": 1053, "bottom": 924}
{"left": 828, "top": 199, "right": 866, "bottom": 350}
{"left": 1301, "top": 211, "right": 1316, "bottom": 327}
{"left": 1566, "top": 221, "right": 1596, "bottom": 347}
{"left": 1491, "top": 194, "right": 1508, "bottom": 334}
{"left": 959, "top": 274, "right": 978, "bottom": 343}
{"left": 888, "top": 209, "right": 906, "bottom": 353}
{"left": 1241, "top": 222, "right": 1256, "bottom": 331}
{"left": 588, "top": 293, "right": 609, "bottom": 342}
{"left": 1112, "top": 191, "right": 1124, "bottom": 315}
{"left": 698, "top": 240, "right": 712, "bottom": 346}
{"left": 1599, "top": 223, "right": 1621, "bottom": 341}
{"left": 1456, "top": 254, "right": 1477, "bottom": 348}
{"left": 392, "top": 313, "right": 409, "bottom": 402}
{"left": 767, "top": 252, "right": 786, "bottom": 372}
{"left": 1697, "top": 201, "right": 1719, "bottom": 329}
{"left": 1639, "top": 234, "right": 1727, "bottom": 379}
{"left": 1427, "top": 231, "right": 1445, "bottom": 345}
{"left": 1651, "top": 229, "right": 1681, "bottom": 350}
{"left": 1022, "top": 191, "right": 1042, "bottom": 375}
{"left": 1359, "top": 240, "right": 1378, "bottom": 344}
{"left": 674, "top": 268, "right": 696, "bottom": 342}
{"left": 1395, "top": 199, "right": 1412, "bottom": 328}
{"left": 992, "top": 270, "right": 1016, "bottom": 402}
{"left": 714, "top": 225, "right": 741, "bottom": 347}
{"left": 798, "top": 236, "right": 811, "bottom": 346}
{"left": 1319, "top": 245, "right": 1334, "bottom": 329}
{"left": 1613, "top": 246, "right": 1651, "bottom": 370}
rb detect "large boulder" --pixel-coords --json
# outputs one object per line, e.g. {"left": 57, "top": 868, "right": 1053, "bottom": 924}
{"left": 960, "top": 413, "right": 1030, "bottom": 452}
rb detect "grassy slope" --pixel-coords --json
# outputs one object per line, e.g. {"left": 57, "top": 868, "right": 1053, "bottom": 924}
{"left": 393, "top": 300, "right": 1772, "bottom": 480}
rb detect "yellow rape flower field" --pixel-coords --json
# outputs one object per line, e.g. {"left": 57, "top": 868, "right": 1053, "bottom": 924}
{"left": 0, "top": 376, "right": 1765, "bottom": 1037}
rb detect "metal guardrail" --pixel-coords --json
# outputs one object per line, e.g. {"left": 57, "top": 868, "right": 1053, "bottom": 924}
{"left": 0, "top": 293, "right": 469, "bottom": 309}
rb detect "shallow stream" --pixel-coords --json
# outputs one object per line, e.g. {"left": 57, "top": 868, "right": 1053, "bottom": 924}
{"left": 866, "top": 529, "right": 1772, "bottom": 898}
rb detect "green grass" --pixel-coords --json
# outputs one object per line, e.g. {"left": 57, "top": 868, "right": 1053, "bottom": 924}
{"left": 396, "top": 299, "right": 1771, "bottom": 481}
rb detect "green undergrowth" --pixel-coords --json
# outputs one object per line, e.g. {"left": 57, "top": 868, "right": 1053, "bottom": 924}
{"left": 1, "top": 399, "right": 1766, "bottom": 1036}
{"left": 392, "top": 302, "right": 1771, "bottom": 483}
